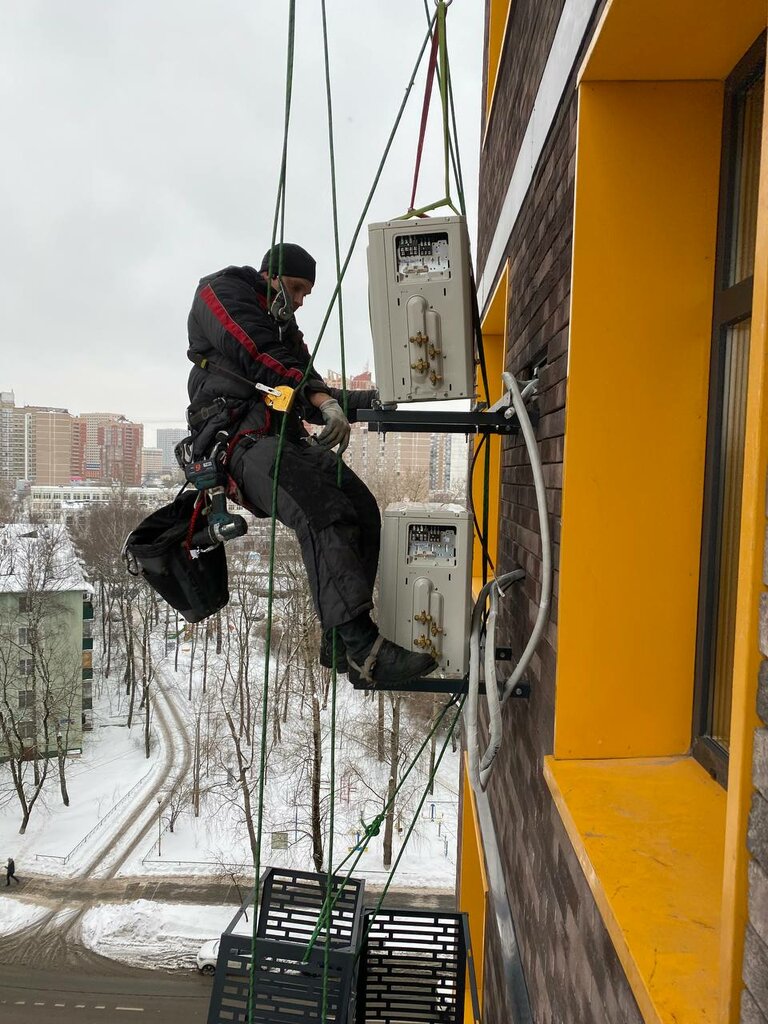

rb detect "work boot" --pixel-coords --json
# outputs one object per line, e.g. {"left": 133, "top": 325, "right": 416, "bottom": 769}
{"left": 338, "top": 613, "right": 437, "bottom": 688}
{"left": 319, "top": 629, "right": 349, "bottom": 673}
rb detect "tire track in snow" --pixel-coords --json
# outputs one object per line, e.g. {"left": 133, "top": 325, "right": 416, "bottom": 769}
{"left": 0, "top": 658, "right": 193, "bottom": 967}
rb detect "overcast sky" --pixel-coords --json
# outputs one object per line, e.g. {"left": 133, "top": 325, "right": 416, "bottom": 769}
{"left": 1, "top": 2, "right": 482, "bottom": 445}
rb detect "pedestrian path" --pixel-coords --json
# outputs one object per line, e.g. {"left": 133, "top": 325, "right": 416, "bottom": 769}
{"left": 2, "top": 874, "right": 454, "bottom": 909}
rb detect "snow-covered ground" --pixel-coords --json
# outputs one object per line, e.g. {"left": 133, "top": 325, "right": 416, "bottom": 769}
{"left": 80, "top": 900, "right": 251, "bottom": 970}
{"left": 0, "top": 712, "right": 160, "bottom": 876}
{"left": 0, "top": 617, "right": 459, "bottom": 891}
{"left": 0, "top": 898, "right": 49, "bottom": 935}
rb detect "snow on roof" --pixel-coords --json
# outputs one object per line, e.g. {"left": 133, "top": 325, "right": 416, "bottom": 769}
{"left": 0, "top": 523, "right": 92, "bottom": 594}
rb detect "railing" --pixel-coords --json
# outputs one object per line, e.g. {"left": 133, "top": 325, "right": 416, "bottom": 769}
{"left": 34, "top": 767, "right": 154, "bottom": 867}
{"left": 140, "top": 853, "right": 249, "bottom": 871}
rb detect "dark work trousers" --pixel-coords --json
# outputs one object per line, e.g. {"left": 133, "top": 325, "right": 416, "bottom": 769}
{"left": 230, "top": 436, "right": 381, "bottom": 631}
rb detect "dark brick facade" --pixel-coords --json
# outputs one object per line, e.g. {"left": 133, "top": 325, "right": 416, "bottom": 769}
{"left": 478, "top": 1, "right": 566, "bottom": 271}
{"left": 476, "top": 2, "right": 643, "bottom": 1021}
{"left": 743, "top": 546, "right": 768, "bottom": 1022}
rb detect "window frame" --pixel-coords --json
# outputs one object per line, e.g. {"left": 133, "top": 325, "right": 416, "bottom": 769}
{"left": 17, "top": 720, "right": 35, "bottom": 741}
{"left": 692, "top": 32, "right": 766, "bottom": 787}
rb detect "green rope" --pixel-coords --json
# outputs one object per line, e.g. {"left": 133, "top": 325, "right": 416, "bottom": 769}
{"left": 320, "top": 0, "right": 345, "bottom": 1017}
{"left": 356, "top": 695, "right": 465, "bottom": 961}
{"left": 265, "top": 1, "right": 296, "bottom": 296}
{"left": 437, "top": 1, "right": 451, "bottom": 205}
{"left": 403, "top": 1, "right": 459, "bottom": 219}
{"left": 302, "top": 694, "right": 456, "bottom": 958}
{"left": 248, "top": 3, "right": 296, "bottom": 1020}
{"left": 244, "top": 11, "right": 443, "bottom": 1018}
{"left": 302, "top": 12, "right": 436, "bottom": 370}
{"left": 421, "top": 0, "right": 465, "bottom": 217}
{"left": 446, "top": 49, "right": 467, "bottom": 215}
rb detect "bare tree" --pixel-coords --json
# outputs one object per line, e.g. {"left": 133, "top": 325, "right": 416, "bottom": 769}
{"left": 71, "top": 489, "right": 144, "bottom": 681}
{"left": 0, "top": 525, "right": 87, "bottom": 832}
{"left": 166, "top": 778, "right": 192, "bottom": 832}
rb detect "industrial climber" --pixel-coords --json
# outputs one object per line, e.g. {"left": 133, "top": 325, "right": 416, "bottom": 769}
{"left": 186, "top": 242, "right": 437, "bottom": 687}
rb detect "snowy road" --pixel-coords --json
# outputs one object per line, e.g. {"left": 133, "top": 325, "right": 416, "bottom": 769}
{"left": 0, "top": 663, "right": 192, "bottom": 967}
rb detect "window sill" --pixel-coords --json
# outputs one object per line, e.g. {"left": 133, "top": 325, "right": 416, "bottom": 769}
{"left": 543, "top": 755, "right": 726, "bottom": 1024}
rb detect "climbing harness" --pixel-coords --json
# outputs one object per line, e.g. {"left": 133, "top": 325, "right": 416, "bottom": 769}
{"left": 130, "top": 3, "right": 552, "bottom": 1021}
{"left": 187, "top": 353, "right": 295, "bottom": 413}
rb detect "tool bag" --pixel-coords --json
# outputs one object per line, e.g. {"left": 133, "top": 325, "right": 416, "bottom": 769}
{"left": 122, "top": 489, "right": 229, "bottom": 623}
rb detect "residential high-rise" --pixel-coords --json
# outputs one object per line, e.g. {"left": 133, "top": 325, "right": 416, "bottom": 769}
{"left": 70, "top": 417, "right": 87, "bottom": 480}
{"left": 0, "top": 397, "right": 144, "bottom": 487}
{"left": 321, "top": 370, "right": 460, "bottom": 498}
{"left": 156, "top": 428, "right": 187, "bottom": 471}
{"left": 141, "top": 448, "right": 163, "bottom": 479}
{"left": 79, "top": 413, "right": 123, "bottom": 479}
{"left": 99, "top": 420, "right": 143, "bottom": 486}
{"left": 30, "top": 407, "right": 73, "bottom": 486}
{"left": 0, "top": 392, "right": 16, "bottom": 484}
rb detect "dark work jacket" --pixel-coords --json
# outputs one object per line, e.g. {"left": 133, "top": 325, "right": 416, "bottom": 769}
{"left": 186, "top": 266, "right": 374, "bottom": 456}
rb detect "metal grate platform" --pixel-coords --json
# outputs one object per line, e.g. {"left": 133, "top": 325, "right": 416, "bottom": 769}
{"left": 207, "top": 934, "right": 354, "bottom": 1024}
{"left": 257, "top": 867, "right": 365, "bottom": 949}
{"left": 207, "top": 867, "right": 366, "bottom": 1024}
{"left": 356, "top": 909, "right": 479, "bottom": 1024}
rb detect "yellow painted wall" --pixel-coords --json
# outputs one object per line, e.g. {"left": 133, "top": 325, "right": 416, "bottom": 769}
{"left": 555, "top": 81, "right": 722, "bottom": 759}
{"left": 459, "top": 754, "right": 488, "bottom": 1020}
{"left": 719, "top": 38, "right": 768, "bottom": 1016}
{"left": 485, "top": 1, "right": 512, "bottom": 120}
{"left": 583, "top": 0, "right": 765, "bottom": 82}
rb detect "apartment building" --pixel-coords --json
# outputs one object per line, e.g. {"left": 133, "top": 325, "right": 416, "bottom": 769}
{"left": 27, "top": 483, "right": 176, "bottom": 524}
{"left": 141, "top": 448, "right": 164, "bottom": 480}
{"left": 156, "top": 428, "right": 187, "bottom": 472}
{"left": 459, "top": 4, "right": 768, "bottom": 1023}
{"left": 0, "top": 524, "right": 93, "bottom": 759}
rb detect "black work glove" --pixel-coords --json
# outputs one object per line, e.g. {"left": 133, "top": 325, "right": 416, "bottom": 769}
{"left": 317, "top": 399, "right": 351, "bottom": 454}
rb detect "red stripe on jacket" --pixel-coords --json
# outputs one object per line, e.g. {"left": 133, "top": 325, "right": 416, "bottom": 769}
{"left": 199, "top": 284, "right": 304, "bottom": 384}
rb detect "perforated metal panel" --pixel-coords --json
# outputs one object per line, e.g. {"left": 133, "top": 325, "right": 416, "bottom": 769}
{"left": 207, "top": 934, "right": 354, "bottom": 1024}
{"left": 207, "top": 868, "right": 366, "bottom": 1024}
{"left": 257, "top": 867, "right": 365, "bottom": 949}
{"left": 356, "top": 910, "right": 472, "bottom": 1024}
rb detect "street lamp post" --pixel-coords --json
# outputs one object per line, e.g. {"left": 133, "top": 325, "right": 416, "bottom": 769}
{"left": 156, "top": 795, "right": 162, "bottom": 857}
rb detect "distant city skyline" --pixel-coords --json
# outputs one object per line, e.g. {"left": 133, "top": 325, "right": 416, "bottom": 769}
{"left": 2, "top": 5, "right": 480, "bottom": 429}
{"left": 5, "top": 364, "right": 379, "bottom": 449}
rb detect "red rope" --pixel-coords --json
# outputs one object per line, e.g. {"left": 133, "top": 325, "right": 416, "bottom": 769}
{"left": 224, "top": 406, "right": 272, "bottom": 464}
{"left": 409, "top": 25, "right": 441, "bottom": 213}
{"left": 185, "top": 494, "right": 205, "bottom": 550}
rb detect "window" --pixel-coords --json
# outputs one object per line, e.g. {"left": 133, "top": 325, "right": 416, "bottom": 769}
{"left": 18, "top": 659, "right": 33, "bottom": 677}
{"left": 693, "top": 35, "right": 765, "bottom": 785}
{"left": 18, "top": 627, "right": 28, "bottom": 646}
{"left": 18, "top": 593, "right": 30, "bottom": 614}
{"left": 18, "top": 690, "right": 34, "bottom": 710}
{"left": 17, "top": 721, "right": 35, "bottom": 741}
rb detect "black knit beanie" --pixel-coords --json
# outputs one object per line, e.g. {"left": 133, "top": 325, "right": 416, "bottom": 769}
{"left": 259, "top": 243, "right": 316, "bottom": 284}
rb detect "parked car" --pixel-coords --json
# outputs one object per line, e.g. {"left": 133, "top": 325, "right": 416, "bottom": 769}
{"left": 196, "top": 939, "right": 219, "bottom": 975}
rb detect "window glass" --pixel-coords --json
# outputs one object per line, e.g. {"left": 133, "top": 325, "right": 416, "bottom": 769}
{"left": 708, "top": 319, "right": 751, "bottom": 749}
{"left": 728, "top": 79, "right": 764, "bottom": 285}
{"left": 695, "top": 43, "right": 764, "bottom": 778}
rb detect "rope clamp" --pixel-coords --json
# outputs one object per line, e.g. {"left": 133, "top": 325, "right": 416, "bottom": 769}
{"left": 260, "top": 384, "right": 295, "bottom": 413}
